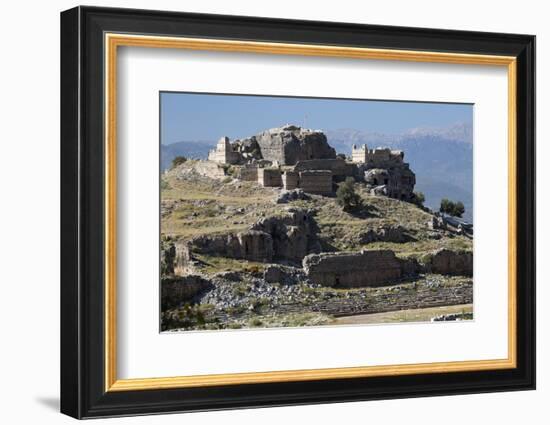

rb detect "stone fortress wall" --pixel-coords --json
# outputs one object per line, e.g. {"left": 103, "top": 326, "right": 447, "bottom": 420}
{"left": 298, "top": 170, "right": 333, "bottom": 195}
{"left": 207, "top": 136, "right": 242, "bottom": 164}
{"left": 303, "top": 250, "right": 404, "bottom": 287}
{"left": 258, "top": 168, "right": 283, "bottom": 187}
{"left": 303, "top": 248, "right": 473, "bottom": 288}
{"left": 205, "top": 125, "right": 417, "bottom": 201}
{"left": 352, "top": 144, "right": 416, "bottom": 200}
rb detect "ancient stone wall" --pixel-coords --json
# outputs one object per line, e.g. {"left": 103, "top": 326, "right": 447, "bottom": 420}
{"left": 293, "top": 158, "right": 356, "bottom": 180}
{"left": 208, "top": 136, "right": 242, "bottom": 164}
{"left": 351, "top": 144, "right": 369, "bottom": 163}
{"left": 298, "top": 170, "right": 333, "bottom": 195}
{"left": 258, "top": 168, "right": 283, "bottom": 187}
{"left": 303, "top": 250, "right": 403, "bottom": 287}
{"left": 255, "top": 125, "right": 336, "bottom": 165}
{"left": 364, "top": 165, "right": 416, "bottom": 200}
{"left": 282, "top": 171, "right": 299, "bottom": 190}
{"left": 303, "top": 248, "right": 473, "bottom": 288}
{"left": 236, "top": 164, "right": 259, "bottom": 181}
{"left": 192, "top": 161, "right": 227, "bottom": 179}
{"left": 421, "top": 249, "right": 473, "bottom": 276}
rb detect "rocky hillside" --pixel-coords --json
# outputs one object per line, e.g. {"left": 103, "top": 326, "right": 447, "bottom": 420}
{"left": 161, "top": 124, "right": 473, "bottom": 221}
{"left": 160, "top": 161, "right": 473, "bottom": 331}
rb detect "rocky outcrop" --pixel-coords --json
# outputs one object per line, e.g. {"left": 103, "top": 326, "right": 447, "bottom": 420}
{"left": 187, "top": 230, "right": 274, "bottom": 263}
{"left": 303, "top": 250, "right": 404, "bottom": 287}
{"left": 177, "top": 208, "right": 321, "bottom": 266}
{"left": 232, "top": 137, "right": 262, "bottom": 161}
{"left": 356, "top": 225, "right": 410, "bottom": 244}
{"left": 160, "top": 238, "right": 176, "bottom": 275}
{"left": 420, "top": 248, "right": 473, "bottom": 276}
{"left": 161, "top": 275, "right": 213, "bottom": 309}
{"left": 276, "top": 189, "right": 310, "bottom": 204}
{"left": 263, "top": 264, "right": 304, "bottom": 285}
{"left": 251, "top": 208, "right": 321, "bottom": 262}
{"left": 255, "top": 125, "right": 336, "bottom": 165}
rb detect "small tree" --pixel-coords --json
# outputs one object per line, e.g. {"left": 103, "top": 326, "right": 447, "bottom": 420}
{"left": 440, "top": 198, "right": 452, "bottom": 214}
{"left": 171, "top": 155, "right": 187, "bottom": 169}
{"left": 413, "top": 191, "right": 425, "bottom": 207}
{"left": 336, "top": 153, "right": 347, "bottom": 161}
{"left": 453, "top": 201, "right": 465, "bottom": 218}
{"left": 440, "top": 198, "right": 465, "bottom": 218}
{"left": 336, "top": 177, "right": 362, "bottom": 212}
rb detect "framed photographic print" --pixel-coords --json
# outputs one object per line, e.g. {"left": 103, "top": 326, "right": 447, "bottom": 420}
{"left": 60, "top": 6, "right": 535, "bottom": 419}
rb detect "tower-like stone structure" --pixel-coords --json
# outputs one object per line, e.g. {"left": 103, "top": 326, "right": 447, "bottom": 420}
{"left": 208, "top": 136, "right": 241, "bottom": 164}
{"left": 351, "top": 144, "right": 369, "bottom": 163}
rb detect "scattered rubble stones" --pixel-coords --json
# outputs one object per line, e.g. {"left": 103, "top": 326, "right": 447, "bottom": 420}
{"left": 356, "top": 225, "right": 409, "bottom": 244}
{"left": 214, "top": 271, "right": 242, "bottom": 281}
{"left": 263, "top": 264, "right": 304, "bottom": 284}
{"left": 276, "top": 188, "right": 311, "bottom": 204}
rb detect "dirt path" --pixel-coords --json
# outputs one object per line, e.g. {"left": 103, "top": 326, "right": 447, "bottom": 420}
{"left": 333, "top": 303, "right": 473, "bottom": 325}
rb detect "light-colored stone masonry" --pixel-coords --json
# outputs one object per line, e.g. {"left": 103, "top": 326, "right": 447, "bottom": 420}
{"left": 298, "top": 170, "right": 333, "bottom": 195}
{"left": 258, "top": 168, "right": 283, "bottom": 187}
{"left": 303, "top": 250, "right": 403, "bottom": 287}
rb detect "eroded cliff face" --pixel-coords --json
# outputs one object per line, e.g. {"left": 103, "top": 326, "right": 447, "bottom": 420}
{"left": 169, "top": 208, "right": 321, "bottom": 269}
{"left": 250, "top": 208, "right": 321, "bottom": 262}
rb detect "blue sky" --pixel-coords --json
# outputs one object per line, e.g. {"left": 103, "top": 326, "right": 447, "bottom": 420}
{"left": 160, "top": 92, "right": 472, "bottom": 145}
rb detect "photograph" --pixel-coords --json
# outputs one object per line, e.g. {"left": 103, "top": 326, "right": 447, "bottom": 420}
{"left": 57, "top": 4, "right": 536, "bottom": 419}
{"left": 160, "top": 93, "right": 474, "bottom": 332}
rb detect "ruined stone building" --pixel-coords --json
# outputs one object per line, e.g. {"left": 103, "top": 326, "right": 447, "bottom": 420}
{"left": 207, "top": 136, "right": 242, "bottom": 164}
{"left": 209, "top": 125, "right": 337, "bottom": 166}
{"left": 254, "top": 125, "right": 336, "bottom": 165}
{"left": 352, "top": 144, "right": 416, "bottom": 200}
{"left": 206, "top": 126, "right": 416, "bottom": 201}
{"left": 303, "top": 250, "right": 404, "bottom": 287}
{"left": 297, "top": 170, "right": 333, "bottom": 195}
{"left": 258, "top": 168, "right": 283, "bottom": 187}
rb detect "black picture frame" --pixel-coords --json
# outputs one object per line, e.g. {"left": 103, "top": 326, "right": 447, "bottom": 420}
{"left": 60, "top": 5, "right": 535, "bottom": 419}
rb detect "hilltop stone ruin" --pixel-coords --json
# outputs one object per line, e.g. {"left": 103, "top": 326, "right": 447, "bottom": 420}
{"left": 161, "top": 123, "right": 474, "bottom": 331}
{"left": 208, "top": 124, "right": 417, "bottom": 201}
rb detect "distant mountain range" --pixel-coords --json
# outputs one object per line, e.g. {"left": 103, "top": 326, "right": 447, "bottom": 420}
{"left": 325, "top": 124, "right": 473, "bottom": 221}
{"left": 161, "top": 123, "right": 473, "bottom": 221}
{"left": 160, "top": 140, "right": 215, "bottom": 171}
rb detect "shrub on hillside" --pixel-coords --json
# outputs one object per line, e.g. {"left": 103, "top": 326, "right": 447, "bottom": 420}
{"left": 171, "top": 155, "right": 187, "bottom": 169}
{"left": 412, "top": 191, "right": 425, "bottom": 207}
{"left": 336, "top": 177, "right": 363, "bottom": 212}
{"left": 440, "top": 198, "right": 465, "bottom": 218}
